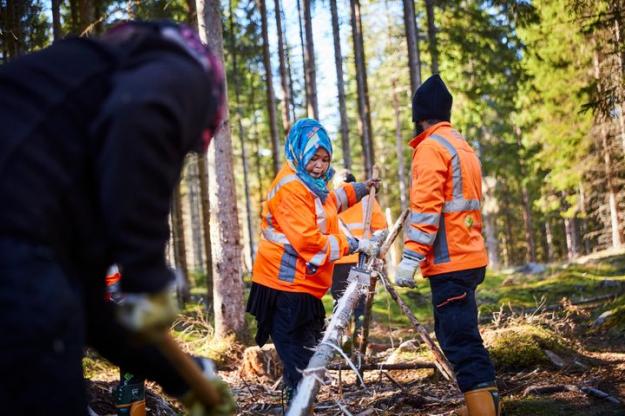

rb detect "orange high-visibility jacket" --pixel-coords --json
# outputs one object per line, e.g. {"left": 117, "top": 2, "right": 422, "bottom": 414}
{"left": 335, "top": 196, "right": 387, "bottom": 264}
{"left": 405, "top": 121, "right": 488, "bottom": 276}
{"left": 252, "top": 164, "right": 367, "bottom": 298}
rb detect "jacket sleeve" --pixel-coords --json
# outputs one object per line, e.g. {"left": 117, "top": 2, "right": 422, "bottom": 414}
{"left": 273, "top": 184, "right": 351, "bottom": 267}
{"left": 93, "top": 54, "right": 212, "bottom": 294}
{"left": 404, "top": 142, "right": 448, "bottom": 260}
{"left": 332, "top": 182, "right": 368, "bottom": 213}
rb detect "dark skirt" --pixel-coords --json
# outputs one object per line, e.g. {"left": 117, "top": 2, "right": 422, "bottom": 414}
{"left": 246, "top": 282, "right": 325, "bottom": 347}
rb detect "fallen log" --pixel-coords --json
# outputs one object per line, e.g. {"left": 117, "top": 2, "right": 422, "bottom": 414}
{"left": 328, "top": 361, "right": 436, "bottom": 371}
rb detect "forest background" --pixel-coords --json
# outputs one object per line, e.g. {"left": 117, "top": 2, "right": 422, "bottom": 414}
{"left": 1, "top": 0, "right": 624, "bottom": 342}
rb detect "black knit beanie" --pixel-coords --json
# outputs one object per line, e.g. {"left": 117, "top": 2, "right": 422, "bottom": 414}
{"left": 411, "top": 74, "right": 453, "bottom": 123}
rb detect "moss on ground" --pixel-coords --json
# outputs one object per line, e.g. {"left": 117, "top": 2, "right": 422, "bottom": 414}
{"left": 483, "top": 324, "right": 566, "bottom": 370}
{"left": 504, "top": 397, "right": 625, "bottom": 416}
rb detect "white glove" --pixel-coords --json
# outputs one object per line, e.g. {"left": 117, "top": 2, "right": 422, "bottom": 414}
{"left": 356, "top": 238, "right": 380, "bottom": 257}
{"left": 116, "top": 281, "right": 179, "bottom": 340}
{"left": 394, "top": 255, "right": 421, "bottom": 288}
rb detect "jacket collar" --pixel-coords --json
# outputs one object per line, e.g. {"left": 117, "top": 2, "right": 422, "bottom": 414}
{"left": 408, "top": 121, "right": 452, "bottom": 149}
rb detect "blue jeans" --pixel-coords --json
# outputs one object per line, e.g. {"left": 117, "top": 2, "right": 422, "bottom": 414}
{"left": 428, "top": 267, "right": 495, "bottom": 392}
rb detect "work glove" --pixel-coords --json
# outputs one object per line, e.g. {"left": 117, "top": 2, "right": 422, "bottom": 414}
{"left": 364, "top": 178, "right": 381, "bottom": 192}
{"left": 181, "top": 358, "right": 236, "bottom": 416}
{"left": 356, "top": 238, "right": 380, "bottom": 257}
{"left": 116, "top": 281, "right": 179, "bottom": 340}
{"left": 394, "top": 254, "right": 423, "bottom": 288}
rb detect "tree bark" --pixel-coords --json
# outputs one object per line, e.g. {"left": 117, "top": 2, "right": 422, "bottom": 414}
{"left": 482, "top": 177, "right": 500, "bottom": 269}
{"left": 545, "top": 218, "right": 553, "bottom": 262}
{"left": 188, "top": 156, "right": 205, "bottom": 273}
{"left": 564, "top": 216, "right": 579, "bottom": 261}
{"left": 197, "top": 154, "right": 214, "bottom": 307}
{"left": 330, "top": 0, "right": 351, "bottom": 170}
{"left": 187, "top": 0, "right": 214, "bottom": 306}
{"left": 424, "top": 0, "right": 439, "bottom": 74}
{"left": 403, "top": 0, "right": 422, "bottom": 93}
{"left": 578, "top": 182, "right": 591, "bottom": 254}
{"left": 515, "top": 130, "right": 536, "bottom": 263}
{"left": 230, "top": 0, "right": 256, "bottom": 268}
{"left": 274, "top": 0, "right": 292, "bottom": 133}
{"left": 594, "top": 50, "right": 623, "bottom": 249}
{"left": 392, "top": 79, "right": 408, "bottom": 212}
{"left": 302, "top": 0, "right": 319, "bottom": 119}
{"left": 78, "top": 0, "right": 93, "bottom": 36}
{"left": 350, "top": 0, "right": 374, "bottom": 177}
{"left": 173, "top": 183, "right": 191, "bottom": 302}
{"left": 196, "top": 0, "right": 247, "bottom": 339}
{"left": 296, "top": 0, "right": 307, "bottom": 116}
{"left": 52, "top": 0, "right": 62, "bottom": 40}
{"left": 258, "top": 0, "right": 281, "bottom": 176}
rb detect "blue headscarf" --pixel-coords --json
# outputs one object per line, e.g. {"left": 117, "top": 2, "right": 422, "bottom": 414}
{"left": 285, "top": 118, "right": 335, "bottom": 202}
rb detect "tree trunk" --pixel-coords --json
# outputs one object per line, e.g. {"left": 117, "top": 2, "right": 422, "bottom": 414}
{"left": 230, "top": 0, "right": 256, "bottom": 268}
{"left": 424, "top": 0, "right": 439, "bottom": 74}
{"left": 296, "top": 0, "right": 307, "bottom": 117}
{"left": 593, "top": 50, "right": 623, "bottom": 249}
{"left": 274, "top": 0, "right": 292, "bottom": 133}
{"left": 392, "top": 79, "right": 408, "bottom": 212}
{"left": 482, "top": 177, "right": 500, "bottom": 269}
{"left": 545, "top": 218, "right": 553, "bottom": 262}
{"left": 403, "top": 0, "right": 421, "bottom": 94}
{"left": 258, "top": 0, "right": 281, "bottom": 176}
{"left": 78, "top": 0, "right": 93, "bottom": 35}
{"left": 578, "top": 182, "right": 591, "bottom": 254}
{"left": 283, "top": 11, "right": 297, "bottom": 121}
{"left": 69, "top": 0, "right": 79, "bottom": 35}
{"left": 564, "top": 216, "right": 579, "bottom": 261}
{"left": 173, "top": 183, "right": 191, "bottom": 302}
{"left": 302, "top": 0, "right": 319, "bottom": 119}
{"left": 188, "top": 156, "right": 205, "bottom": 273}
{"left": 52, "top": 0, "right": 62, "bottom": 40}
{"left": 197, "top": 154, "right": 214, "bottom": 308}
{"left": 196, "top": 0, "right": 247, "bottom": 339}
{"left": 330, "top": 0, "right": 351, "bottom": 170}
{"left": 350, "top": 0, "right": 374, "bottom": 177}
{"left": 515, "top": 130, "right": 536, "bottom": 263}
{"left": 520, "top": 185, "right": 537, "bottom": 262}
{"left": 188, "top": 0, "right": 213, "bottom": 306}
{"left": 601, "top": 126, "right": 622, "bottom": 248}
{"left": 612, "top": 19, "right": 625, "bottom": 155}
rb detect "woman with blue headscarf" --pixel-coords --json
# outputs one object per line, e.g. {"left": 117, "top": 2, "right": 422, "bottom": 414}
{"left": 246, "top": 119, "right": 380, "bottom": 405}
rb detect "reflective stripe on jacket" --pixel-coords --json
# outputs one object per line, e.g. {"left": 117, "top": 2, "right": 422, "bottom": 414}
{"left": 252, "top": 164, "right": 367, "bottom": 298}
{"left": 335, "top": 196, "right": 387, "bottom": 264}
{"left": 405, "top": 122, "right": 488, "bottom": 276}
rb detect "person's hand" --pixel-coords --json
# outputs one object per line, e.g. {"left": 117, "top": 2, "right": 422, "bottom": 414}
{"left": 356, "top": 238, "right": 380, "bottom": 257}
{"left": 364, "top": 178, "right": 381, "bottom": 192}
{"left": 181, "top": 358, "right": 236, "bottom": 416}
{"left": 394, "top": 256, "right": 420, "bottom": 288}
{"left": 116, "top": 281, "right": 179, "bottom": 340}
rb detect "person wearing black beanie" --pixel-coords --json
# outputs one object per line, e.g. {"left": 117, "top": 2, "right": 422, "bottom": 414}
{"left": 394, "top": 74, "right": 503, "bottom": 416}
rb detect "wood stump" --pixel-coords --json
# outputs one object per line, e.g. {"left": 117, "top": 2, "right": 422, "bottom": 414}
{"left": 240, "top": 344, "right": 282, "bottom": 381}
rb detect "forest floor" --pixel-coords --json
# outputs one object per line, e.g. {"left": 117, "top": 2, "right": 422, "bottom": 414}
{"left": 86, "top": 250, "right": 625, "bottom": 415}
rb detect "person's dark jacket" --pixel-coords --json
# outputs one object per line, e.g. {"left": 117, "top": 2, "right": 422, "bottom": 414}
{"left": 0, "top": 32, "right": 218, "bottom": 397}
{"left": 0, "top": 34, "right": 214, "bottom": 294}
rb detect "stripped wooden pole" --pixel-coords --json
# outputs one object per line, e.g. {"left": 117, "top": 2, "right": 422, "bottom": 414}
{"left": 356, "top": 165, "right": 380, "bottom": 357}
{"left": 287, "top": 212, "right": 406, "bottom": 416}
